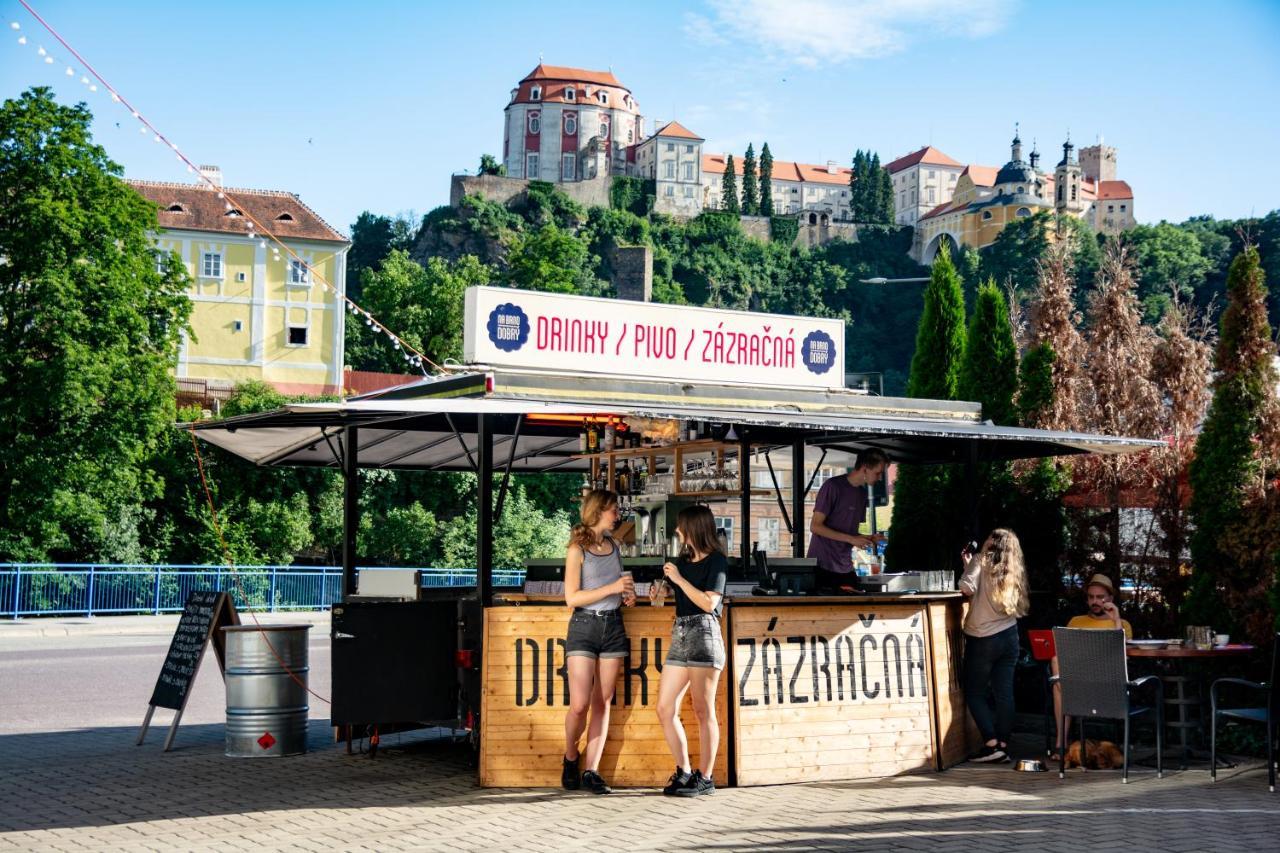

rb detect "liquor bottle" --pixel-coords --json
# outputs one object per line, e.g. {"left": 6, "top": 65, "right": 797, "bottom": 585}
{"left": 686, "top": 420, "right": 698, "bottom": 442}
{"left": 634, "top": 458, "right": 647, "bottom": 494}
{"left": 578, "top": 421, "right": 587, "bottom": 454}
{"left": 617, "top": 459, "right": 632, "bottom": 496}
{"left": 587, "top": 420, "right": 599, "bottom": 454}
{"left": 603, "top": 422, "right": 615, "bottom": 452}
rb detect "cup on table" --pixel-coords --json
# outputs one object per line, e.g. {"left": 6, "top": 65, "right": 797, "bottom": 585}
{"left": 1214, "top": 633, "right": 1230, "bottom": 647}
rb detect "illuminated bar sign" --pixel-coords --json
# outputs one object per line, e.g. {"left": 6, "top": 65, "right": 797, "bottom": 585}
{"left": 463, "top": 286, "right": 845, "bottom": 390}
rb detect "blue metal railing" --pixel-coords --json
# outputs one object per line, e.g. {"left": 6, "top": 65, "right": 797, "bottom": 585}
{"left": 1, "top": 564, "right": 526, "bottom": 619}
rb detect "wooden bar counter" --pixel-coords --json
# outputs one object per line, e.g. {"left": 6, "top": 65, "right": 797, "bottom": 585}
{"left": 479, "top": 592, "right": 973, "bottom": 788}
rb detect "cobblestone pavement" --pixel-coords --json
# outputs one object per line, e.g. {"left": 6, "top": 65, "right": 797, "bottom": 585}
{"left": 0, "top": 722, "right": 1276, "bottom": 852}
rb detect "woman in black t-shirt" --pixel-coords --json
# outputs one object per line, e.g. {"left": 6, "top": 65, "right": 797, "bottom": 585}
{"left": 651, "top": 504, "right": 727, "bottom": 798}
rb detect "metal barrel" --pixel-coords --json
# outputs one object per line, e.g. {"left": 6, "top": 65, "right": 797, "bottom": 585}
{"left": 221, "top": 625, "right": 311, "bottom": 758}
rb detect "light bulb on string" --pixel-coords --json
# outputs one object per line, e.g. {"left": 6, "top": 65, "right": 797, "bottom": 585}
{"left": 88, "top": 84, "right": 97, "bottom": 92}
{"left": 17, "top": 35, "right": 26, "bottom": 44}
{"left": 64, "top": 66, "right": 73, "bottom": 76}
{"left": 153, "top": 134, "right": 162, "bottom": 143}
{"left": 139, "top": 126, "right": 147, "bottom": 134}
{"left": 110, "top": 93, "right": 120, "bottom": 102}
{"left": 8, "top": 21, "right": 18, "bottom": 30}
{"left": 80, "top": 76, "right": 89, "bottom": 85}
{"left": 43, "top": 55, "right": 52, "bottom": 63}
{"left": 37, "top": 45, "right": 45, "bottom": 54}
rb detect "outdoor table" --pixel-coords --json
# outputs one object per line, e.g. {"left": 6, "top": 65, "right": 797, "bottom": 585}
{"left": 1126, "top": 644, "right": 1256, "bottom": 768}
{"left": 478, "top": 591, "right": 975, "bottom": 787}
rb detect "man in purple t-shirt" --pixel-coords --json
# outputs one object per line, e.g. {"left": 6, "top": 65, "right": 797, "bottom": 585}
{"left": 807, "top": 449, "right": 890, "bottom": 589}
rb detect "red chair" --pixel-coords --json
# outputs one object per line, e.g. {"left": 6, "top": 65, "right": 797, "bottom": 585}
{"left": 1028, "top": 630, "right": 1057, "bottom": 753}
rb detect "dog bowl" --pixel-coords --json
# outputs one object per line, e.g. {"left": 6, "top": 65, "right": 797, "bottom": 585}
{"left": 1014, "top": 758, "right": 1047, "bottom": 772}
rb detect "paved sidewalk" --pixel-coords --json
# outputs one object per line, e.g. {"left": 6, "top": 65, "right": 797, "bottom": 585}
{"left": 0, "top": 722, "right": 1276, "bottom": 852}
{"left": 0, "top": 611, "right": 330, "bottom": 639}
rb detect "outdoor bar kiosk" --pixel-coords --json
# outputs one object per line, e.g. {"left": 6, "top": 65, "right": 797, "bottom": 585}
{"left": 186, "top": 286, "right": 1159, "bottom": 788}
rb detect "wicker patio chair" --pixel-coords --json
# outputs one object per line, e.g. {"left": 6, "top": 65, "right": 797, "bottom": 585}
{"left": 1051, "top": 627, "right": 1164, "bottom": 783}
{"left": 1210, "top": 632, "right": 1278, "bottom": 792}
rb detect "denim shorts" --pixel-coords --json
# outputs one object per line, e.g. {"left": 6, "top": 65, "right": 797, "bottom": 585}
{"left": 665, "top": 613, "right": 725, "bottom": 670}
{"left": 565, "top": 608, "right": 629, "bottom": 659}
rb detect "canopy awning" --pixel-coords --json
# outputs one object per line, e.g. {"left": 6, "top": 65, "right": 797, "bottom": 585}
{"left": 185, "top": 394, "right": 1163, "bottom": 470}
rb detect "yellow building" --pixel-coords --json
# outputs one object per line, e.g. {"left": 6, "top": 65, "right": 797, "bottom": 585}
{"left": 914, "top": 134, "right": 1134, "bottom": 263}
{"left": 129, "top": 168, "right": 349, "bottom": 396}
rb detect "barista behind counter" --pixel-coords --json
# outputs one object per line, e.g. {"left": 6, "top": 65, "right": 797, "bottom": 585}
{"left": 806, "top": 449, "right": 890, "bottom": 590}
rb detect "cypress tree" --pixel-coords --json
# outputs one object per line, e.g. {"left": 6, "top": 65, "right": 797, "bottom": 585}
{"left": 759, "top": 143, "right": 774, "bottom": 217}
{"left": 958, "top": 279, "right": 1019, "bottom": 426}
{"left": 868, "top": 153, "right": 887, "bottom": 224}
{"left": 878, "top": 164, "right": 895, "bottom": 225}
{"left": 741, "top": 144, "right": 758, "bottom": 216}
{"left": 721, "top": 155, "right": 739, "bottom": 213}
{"left": 850, "top": 150, "right": 868, "bottom": 221}
{"left": 885, "top": 244, "right": 968, "bottom": 571}
{"left": 1187, "top": 245, "right": 1280, "bottom": 636}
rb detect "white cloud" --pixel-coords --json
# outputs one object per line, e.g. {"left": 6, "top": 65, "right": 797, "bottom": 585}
{"left": 691, "top": 0, "right": 1014, "bottom": 67}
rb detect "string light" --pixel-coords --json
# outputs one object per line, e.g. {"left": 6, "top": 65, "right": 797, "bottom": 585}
{"left": 10, "top": 0, "right": 442, "bottom": 378}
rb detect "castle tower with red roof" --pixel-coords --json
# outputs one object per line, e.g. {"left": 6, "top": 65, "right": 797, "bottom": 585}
{"left": 503, "top": 64, "right": 644, "bottom": 183}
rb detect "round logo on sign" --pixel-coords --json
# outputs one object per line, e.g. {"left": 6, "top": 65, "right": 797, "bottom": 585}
{"left": 801, "top": 329, "right": 836, "bottom": 375}
{"left": 487, "top": 303, "right": 529, "bottom": 352}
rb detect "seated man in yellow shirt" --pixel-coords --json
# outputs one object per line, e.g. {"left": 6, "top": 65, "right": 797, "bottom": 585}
{"left": 1066, "top": 574, "right": 1133, "bottom": 638}
{"left": 1050, "top": 573, "right": 1131, "bottom": 759}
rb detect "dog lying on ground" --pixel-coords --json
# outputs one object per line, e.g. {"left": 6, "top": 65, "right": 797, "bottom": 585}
{"left": 1064, "top": 738, "right": 1125, "bottom": 769}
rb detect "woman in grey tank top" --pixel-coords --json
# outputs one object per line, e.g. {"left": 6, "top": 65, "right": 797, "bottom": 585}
{"left": 561, "top": 489, "right": 634, "bottom": 795}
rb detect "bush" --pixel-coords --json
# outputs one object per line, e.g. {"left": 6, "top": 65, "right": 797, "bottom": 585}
{"left": 769, "top": 216, "right": 799, "bottom": 244}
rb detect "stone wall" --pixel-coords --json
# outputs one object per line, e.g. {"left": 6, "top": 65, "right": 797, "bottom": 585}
{"left": 739, "top": 214, "right": 858, "bottom": 248}
{"left": 613, "top": 246, "right": 653, "bottom": 301}
{"left": 450, "top": 174, "right": 613, "bottom": 209}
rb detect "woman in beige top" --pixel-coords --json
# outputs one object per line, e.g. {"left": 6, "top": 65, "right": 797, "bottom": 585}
{"left": 959, "top": 528, "right": 1029, "bottom": 763}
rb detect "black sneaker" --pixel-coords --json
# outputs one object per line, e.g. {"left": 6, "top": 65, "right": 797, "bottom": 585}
{"left": 970, "top": 745, "right": 1008, "bottom": 764}
{"left": 663, "top": 767, "right": 692, "bottom": 796}
{"left": 582, "top": 770, "right": 612, "bottom": 794}
{"left": 561, "top": 755, "right": 580, "bottom": 790}
{"left": 675, "top": 770, "right": 715, "bottom": 797}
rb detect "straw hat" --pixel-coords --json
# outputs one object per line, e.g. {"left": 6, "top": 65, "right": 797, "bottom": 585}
{"left": 1086, "top": 573, "right": 1116, "bottom": 596}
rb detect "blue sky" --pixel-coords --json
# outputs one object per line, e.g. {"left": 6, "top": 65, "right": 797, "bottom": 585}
{"left": 4, "top": 0, "right": 1279, "bottom": 236}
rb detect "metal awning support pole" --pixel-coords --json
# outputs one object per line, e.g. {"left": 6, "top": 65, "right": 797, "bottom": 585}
{"left": 964, "top": 440, "right": 980, "bottom": 544}
{"left": 494, "top": 415, "right": 523, "bottom": 525}
{"left": 763, "top": 451, "right": 793, "bottom": 536}
{"left": 792, "top": 440, "right": 806, "bottom": 558}
{"left": 739, "top": 431, "right": 751, "bottom": 568}
{"left": 477, "top": 414, "right": 494, "bottom": 608}
{"left": 804, "top": 447, "right": 828, "bottom": 495}
{"left": 341, "top": 426, "right": 359, "bottom": 599}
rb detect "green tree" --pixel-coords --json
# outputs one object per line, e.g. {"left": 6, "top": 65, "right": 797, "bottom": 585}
{"left": 1187, "top": 245, "right": 1280, "bottom": 640}
{"left": 741, "top": 144, "right": 758, "bottom": 216}
{"left": 359, "top": 250, "right": 491, "bottom": 372}
{"left": 509, "top": 222, "right": 603, "bottom": 295}
{"left": 478, "top": 153, "right": 505, "bottom": 176}
{"left": 721, "top": 155, "right": 739, "bottom": 213}
{"left": 849, "top": 150, "right": 869, "bottom": 221}
{"left": 877, "top": 160, "right": 895, "bottom": 225}
{"left": 980, "top": 210, "right": 1052, "bottom": 294}
{"left": 885, "top": 245, "right": 968, "bottom": 571}
{"left": 1126, "top": 222, "right": 1214, "bottom": 322}
{"left": 759, "top": 143, "right": 774, "bottom": 216}
{"left": 958, "top": 280, "right": 1019, "bottom": 426}
{"left": 0, "top": 88, "right": 192, "bottom": 562}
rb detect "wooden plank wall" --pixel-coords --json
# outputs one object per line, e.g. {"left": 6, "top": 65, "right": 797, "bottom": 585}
{"left": 927, "top": 599, "right": 977, "bottom": 768}
{"left": 730, "top": 604, "right": 935, "bottom": 785}
{"left": 480, "top": 605, "right": 730, "bottom": 788}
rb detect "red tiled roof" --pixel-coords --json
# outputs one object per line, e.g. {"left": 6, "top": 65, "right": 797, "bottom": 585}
{"left": 654, "top": 121, "right": 703, "bottom": 141}
{"left": 702, "top": 154, "right": 852, "bottom": 186}
{"left": 1098, "top": 180, "right": 1133, "bottom": 200}
{"left": 521, "top": 64, "right": 624, "bottom": 89}
{"left": 961, "top": 165, "right": 998, "bottom": 187}
{"left": 920, "top": 200, "right": 965, "bottom": 221}
{"left": 127, "top": 180, "right": 347, "bottom": 244}
{"left": 885, "top": 146, "right": 963, "bottom": 173}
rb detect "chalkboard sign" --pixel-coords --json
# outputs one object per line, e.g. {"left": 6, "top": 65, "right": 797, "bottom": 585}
{"left": 137, "top": 590, "right": 239, "bottom": 751}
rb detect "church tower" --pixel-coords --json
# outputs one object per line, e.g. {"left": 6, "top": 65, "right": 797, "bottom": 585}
{"left": 1054, "top": 137, "right": 1082, "bottom": 213}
